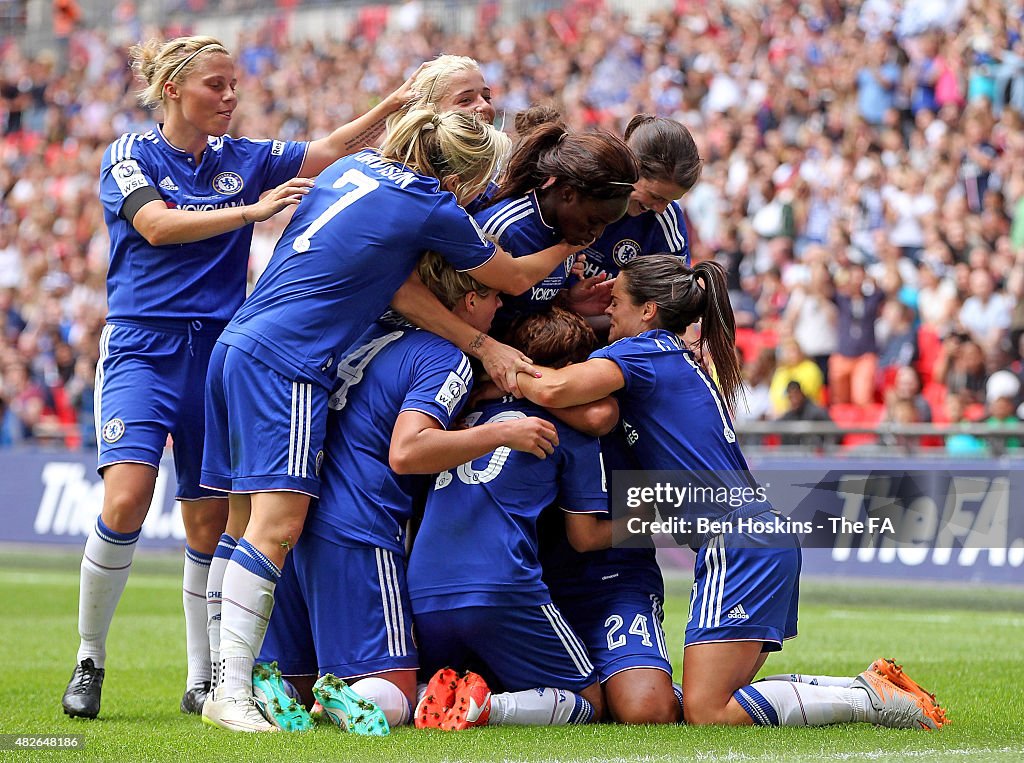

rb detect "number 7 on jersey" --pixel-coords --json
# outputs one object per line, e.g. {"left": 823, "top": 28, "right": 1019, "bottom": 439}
{"left": 293, "top": 168, "right": 380, "bottom": 253}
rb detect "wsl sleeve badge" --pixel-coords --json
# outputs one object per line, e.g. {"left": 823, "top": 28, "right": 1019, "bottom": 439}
{"left": 101, "top": 418, "right": 126, "bottom": 444}
{"left": 434, "top": 372, "right": 469, "bottom": 416}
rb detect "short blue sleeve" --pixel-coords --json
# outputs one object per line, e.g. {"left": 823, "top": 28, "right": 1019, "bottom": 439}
{"left": 556, "top": 428, "right": 609, "bottom": 513}
{"left": 401, "top": 338, "right": 475, "bottom": 428}
{"left": 653, "top": 202, "right": 690, "bottom": 264}
{"left": 423, "top": 195, "right": 497, "bottom": 271}
{"left": 590, "top": 336, "right": 658, "bottom": 401}
{"left": 236, "top": 137, "right": 308, "bottom": 192}
{"left": 99, "top": 142, "right": 157, "bottom": 218}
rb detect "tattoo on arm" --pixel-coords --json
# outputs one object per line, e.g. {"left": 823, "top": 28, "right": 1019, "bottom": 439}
{"left": 469, "top": 333, "right": 486, "bottom": 352}
{"left": 342, "top": 116, "right": 389, "bottom": 153}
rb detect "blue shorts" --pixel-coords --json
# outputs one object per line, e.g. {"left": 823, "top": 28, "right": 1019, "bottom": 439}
{"left": 685, "top": 516, "right": 801, "bottom": 652}
{"left": 201, "top": 342, "right": 328, "bottom": 496}
{"left": 556, "top": 591, "right": 672, "bottom": 682}
{"left": 94, "top": 320, "right": 226, "bottom": 500}
{"left": 415, "top": 603, "right": 597, "bottom": 694}
{"left": 259, "top": 533, "right": 417, "bottom": 678}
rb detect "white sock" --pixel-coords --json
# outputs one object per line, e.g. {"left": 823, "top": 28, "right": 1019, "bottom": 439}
{"left": 672, "top": 682, "right": 685, "bottom": 722}
{"left": 760, "top": 673, "right": 855, "bottom": 688}
{"left": 350, "top": 677, "right": 411, "bottom": 727}
{"left": 218, "top": 539, "right": 280, "bottom": 697}
{"left": 183, "top": 545, "right": 212, "bottom": 689}
{"left": 415, "top": 682, "right": 428, "bottom": 708}
{"left": 76, "top": 518, "right": 140, "bottom": 667}
{"left": 488, "top": 688, "right": 594, "bottom": 726}
{"left": 207, "top": 534, "right": 236, "bottom": 688}
{"left": 734, "top": 681, "right": 871, "bottom": 726}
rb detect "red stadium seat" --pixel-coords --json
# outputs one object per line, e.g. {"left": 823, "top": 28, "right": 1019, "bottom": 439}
{"left": 829, "top": 403, "right": 885, "bottom": 448}
{"left": 916, "top": 325, "right": 943, "bottom": 386}
{"left": 734, "top": 328, "right": 779, "bottom": 365}
{"left": 877, "top": 366, "right": 900, "bottom": 400}
{"left": 964, "top": 403, "right": 987, "bottom": 422}
{"left": 923, "top": 382, "right": 948, "bottom": 422}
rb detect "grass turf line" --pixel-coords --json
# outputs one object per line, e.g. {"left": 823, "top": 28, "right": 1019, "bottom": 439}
{"left": 1, "top": 551, "right": 1021, "bottom": 762}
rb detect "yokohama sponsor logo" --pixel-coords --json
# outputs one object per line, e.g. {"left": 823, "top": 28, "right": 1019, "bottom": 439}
{"left": 168, "top": 200, "right": 244, "bottom": 212}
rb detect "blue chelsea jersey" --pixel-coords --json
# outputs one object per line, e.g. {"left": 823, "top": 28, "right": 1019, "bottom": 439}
{"left": 407, "top": 396, "right": 608, "bottom": 612}
{"left": 539, "top": 427, "right": 664, "bottom": 602}
{"left": 590, "top": 330, "right": 765, "bottom": 520}
{"left": 219, "top": 150, "right": 496, "bottom": 389}
{"left": 577, "top": 201, "right": 690, "bottom": 281}
{"left": 305, "top": 324, "right": 474, "bottom": 555}
{"left": 99, "top": 126, "right": 307, "bottom": 322}
{"left": 474, "top": 192, "right": 575, "bottom": 324}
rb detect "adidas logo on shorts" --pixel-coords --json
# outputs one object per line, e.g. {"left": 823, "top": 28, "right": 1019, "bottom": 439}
{"left": 159, "top": 176, "right": 179, "bottom": 191}
{"left": 726, "top": 604, "right": 749, "bottom": 620}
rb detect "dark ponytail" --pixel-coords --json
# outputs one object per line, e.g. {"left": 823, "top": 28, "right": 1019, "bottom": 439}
{"left": 620, "top": 256, "right": 742, "bottom": 410}
{"left": 624, "top": 114, "right": 702, "bottom": 193}
{"left": 492, "top": 124, "right": 639, "bottom": 204}
{"left": 513, "top": 104, "right": 564, "bottom": 137}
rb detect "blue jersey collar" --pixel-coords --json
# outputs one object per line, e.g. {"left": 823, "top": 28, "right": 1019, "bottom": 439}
{"left": 154, "top": 124, "right": 224, "bottom": 162}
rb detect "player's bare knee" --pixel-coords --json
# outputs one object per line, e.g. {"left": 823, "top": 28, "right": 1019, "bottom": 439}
{"left": 611, "top": 694, "right": 680, "bottom": 725}
{"left": 181, "top": 501, "right": 228, "bottom": 550}
{"left": 243, "top": 526, "right": 303, "bottom": 566}
{"left": 100, "top": 489, "right": 150, "bottom": 532}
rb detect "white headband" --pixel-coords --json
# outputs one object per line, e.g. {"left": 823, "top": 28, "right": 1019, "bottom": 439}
{"left": 167, "top": 44, "right": 222, "bottom": 88}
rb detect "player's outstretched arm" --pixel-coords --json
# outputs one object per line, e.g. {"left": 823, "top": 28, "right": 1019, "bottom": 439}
{"left": 518, "top": 358, "right": 626, "bottom": 408}
{"left": 391, "top": 271, "right": 540, "bottom": 396}
{"left": 472, "top": 379, "right": 620, "bottom": 436}
{"left": 545, "top": 398, "right": 620, "bottom": 437}
{"left": 130, "top": 177, "right": 313, "bottom": 246}
{"left": 470, "top": 241, "right": 587, "bottom": 296}
{"left": 389, "top": 410, "right": 559, "bottom": 474}
{"left": 299, "top": 63, "right": 427, "bottom": 177}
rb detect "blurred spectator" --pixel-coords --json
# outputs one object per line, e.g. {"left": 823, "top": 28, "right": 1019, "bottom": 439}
{"left": 945, "top": 391, "right": 987, "bottom": 455}
{"left": 959, "top": 267, "right": 1012, "bottom": 352}
{"left": 881, "top": 397, "right": 922, "bottom": 450}
{"left": 935, "top": 334, "right": 989, "bottom": 405}
{"left": 884, "top": 366, "right": 933, "bottom": 423}
{"left": 1, "top": 359, "right": 45, "bottom": 444}
{"left": 769, "top": 338, "right": 824, "bottom": 417}
{"left": 916, "top": 260, "right": 959, "bottom": 335}
{"left": 783, "top": 257, "right": 836, "bottom": 380}
{"left": 985, "top": 369, "right": 1021, "bottom": 449}
{"left": 0, "top": 0, "right": 1023, "bottom": 449}
{"left": 735, "top": 346, "right": 775, "bottom": 424}
{"left": 778, "top": 381, "right": 834, "bottom": 447}
{"left": 829, "top": 265, "right": 886, "bottom": 406}
{"left": 856, "top": 37, "right": 903, "bottom": 126}
{"left": 876, "top": 298, "right": 918, "bottom": 373}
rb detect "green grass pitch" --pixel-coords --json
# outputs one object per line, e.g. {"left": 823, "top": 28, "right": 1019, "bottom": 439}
{"left": 1, "top": 548, "right": 1022, "bottom": 762}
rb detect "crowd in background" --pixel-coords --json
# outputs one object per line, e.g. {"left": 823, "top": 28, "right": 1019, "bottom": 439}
{"left": 2, "top": 0, "right": 1024, "bottom": 452}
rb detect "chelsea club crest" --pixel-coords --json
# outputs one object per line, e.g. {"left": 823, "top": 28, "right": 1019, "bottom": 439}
{"left": 612, "top": 239, "right": 641, "bottom": 266}
{"left": 101, "top": 418, "right": 126, "bottom": 444}
{"left": 212, "top": 172, "right": 244, "bottom": 195}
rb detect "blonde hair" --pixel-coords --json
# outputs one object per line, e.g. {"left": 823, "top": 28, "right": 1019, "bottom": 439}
{"left": 417, "top": 251, "right": 492, "bottom": 309}
{"left": 381, "top": 108, "right": 510, "bottom": 203}
{"left": 129, "top": 35, "right": 230, "bottom": 108}
{"left": 395, "top": 55, "right": 482, "bottom": 119}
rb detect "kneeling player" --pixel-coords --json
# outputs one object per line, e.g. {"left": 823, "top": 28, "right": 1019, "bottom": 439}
{"left": 539, "top": 426, "right": 680, "bottom": 724}
{"left": 409, "top": 308, "right": 608, "bottom": 730}
{"left": 254, "top": 253, "right": 560, "bottom": 732}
